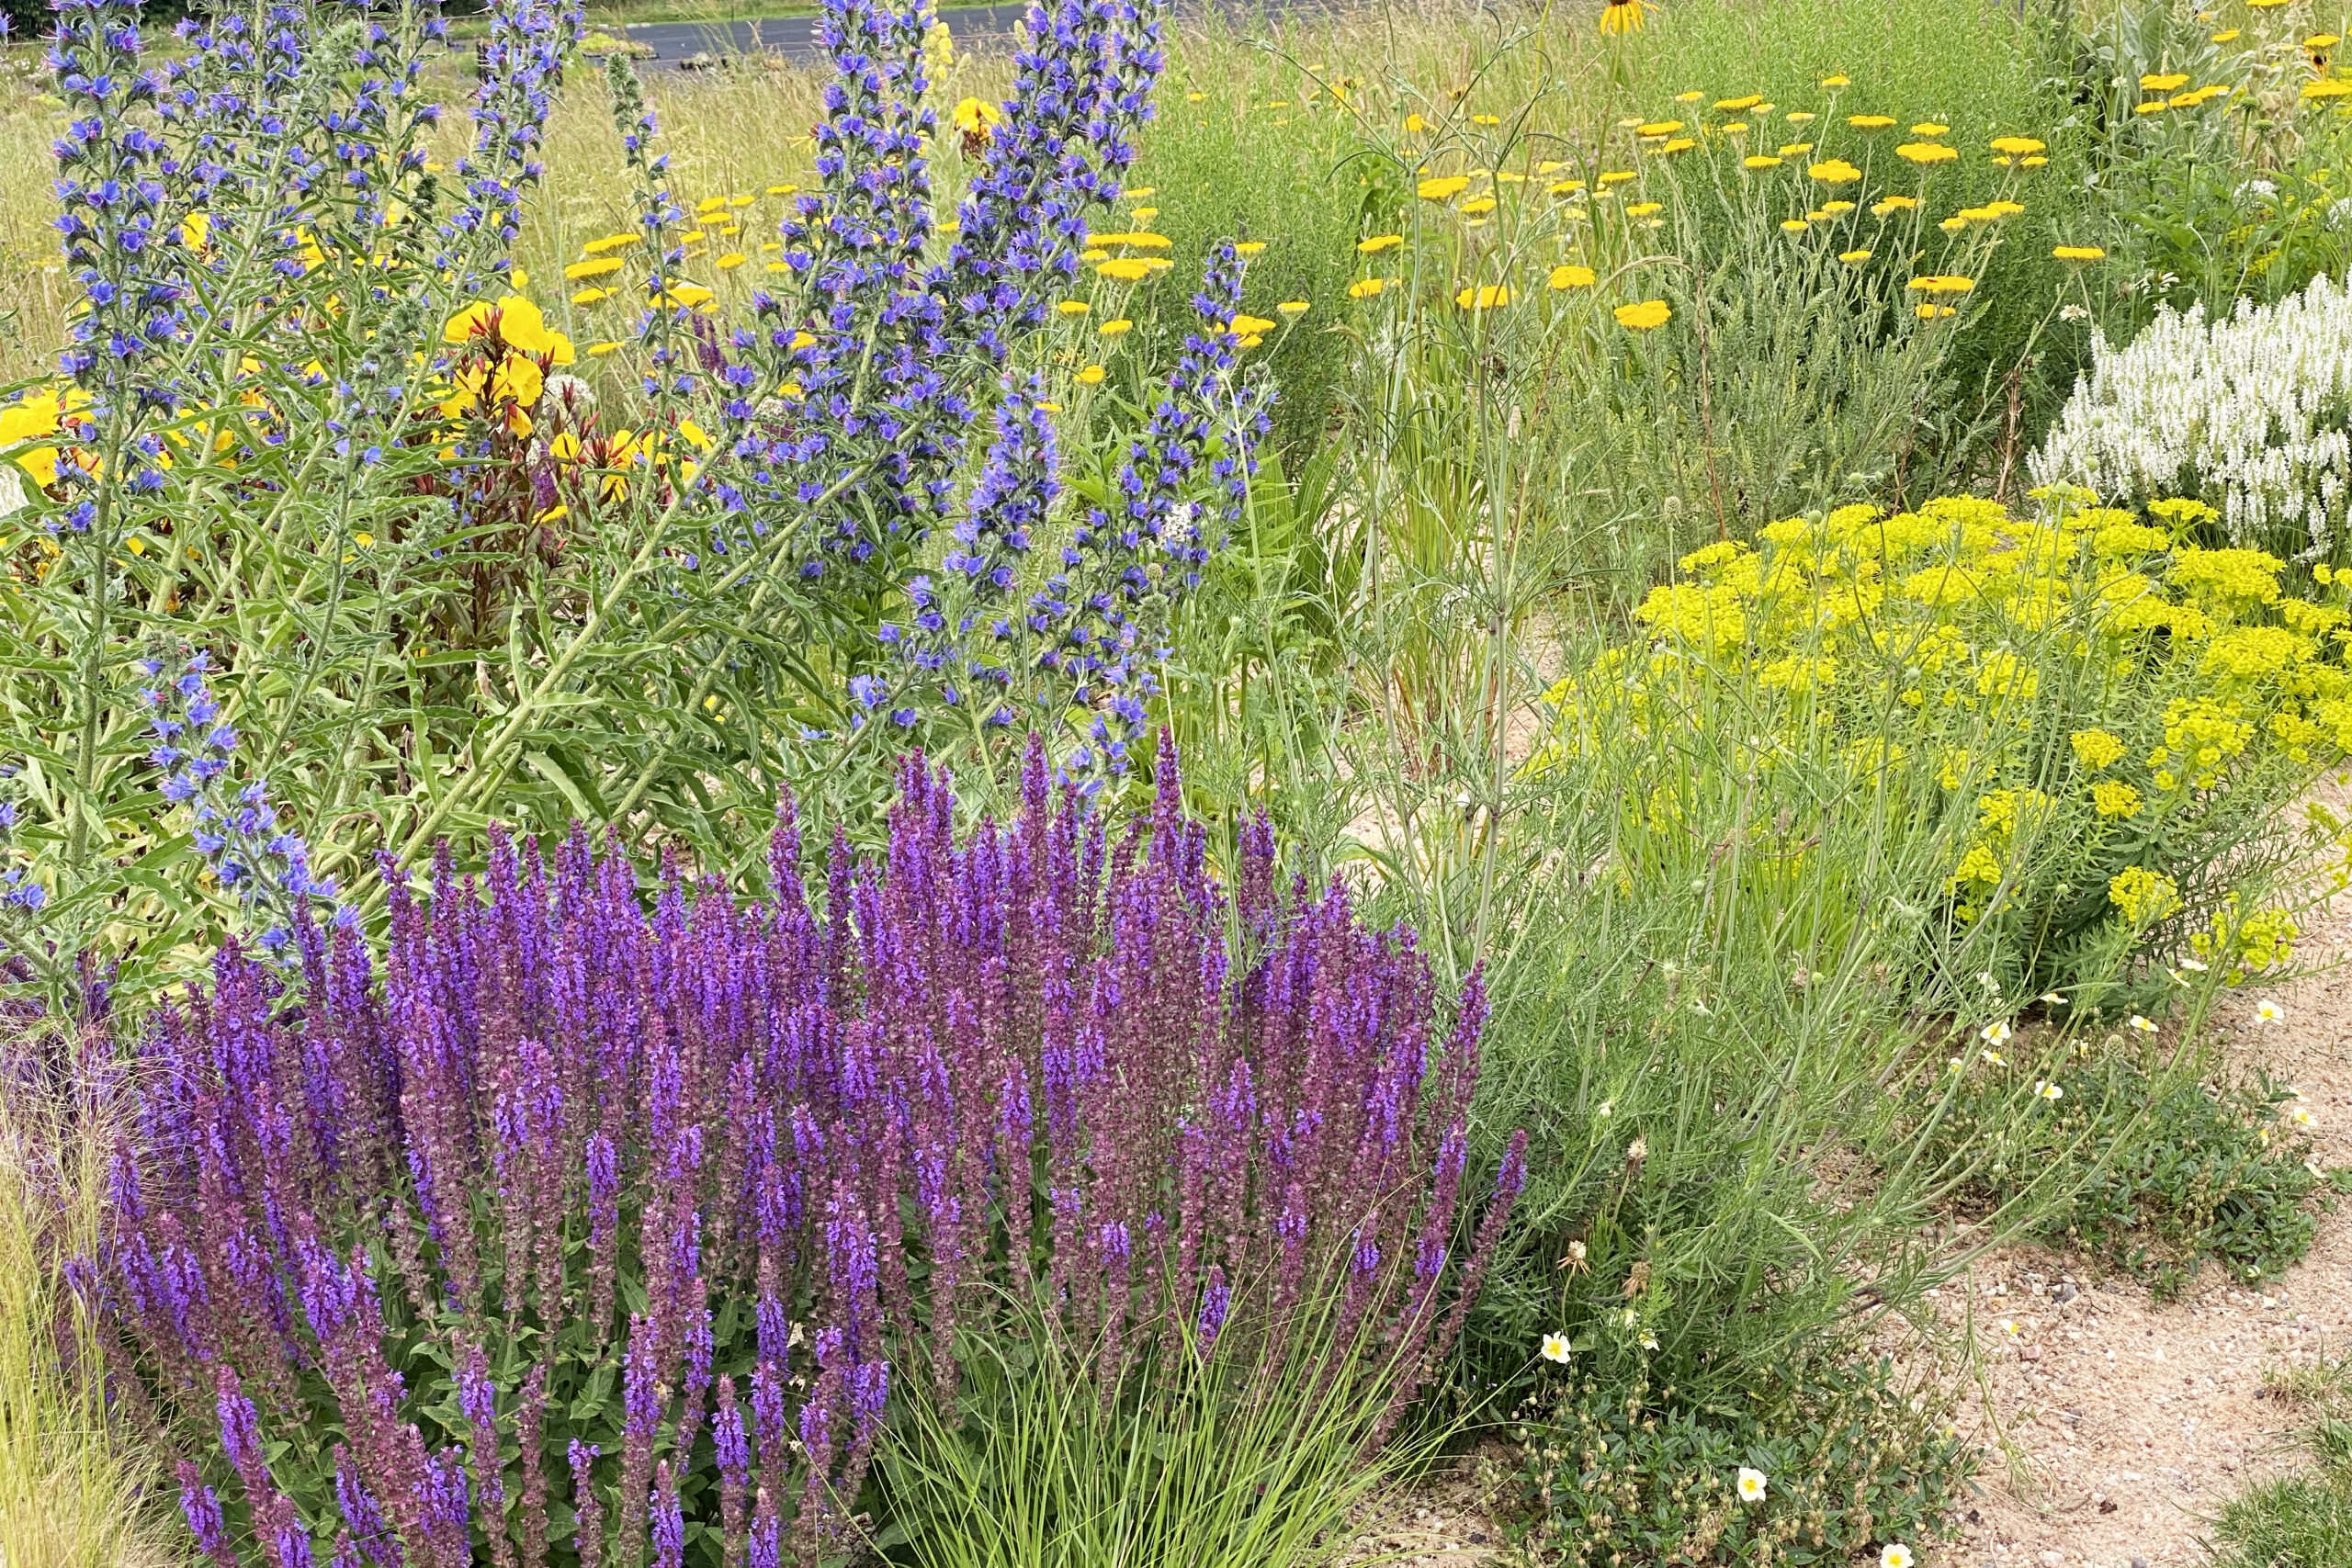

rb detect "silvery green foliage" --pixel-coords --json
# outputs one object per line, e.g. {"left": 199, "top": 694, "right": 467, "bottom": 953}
{"left": 2031, "top": 272, "right": 2352, "bottom": 557}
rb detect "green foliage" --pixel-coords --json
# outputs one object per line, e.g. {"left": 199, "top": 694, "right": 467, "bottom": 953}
{"left": 1925, "top": 1044, "right": 2328, "bottom": 1300}
{"left": 2071, "top": 1, "right": 2352, "bottom": 340}
{"left": 876, "top": 1285, "right": 1432, "bottom": 1568}
{"left": 1509, "top": 1357, "right": 1967, "bottom": 1567}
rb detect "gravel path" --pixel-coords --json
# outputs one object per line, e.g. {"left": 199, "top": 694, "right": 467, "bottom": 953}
{"left": 1931, "top": 909, "right": 2352, "bottom": 1568}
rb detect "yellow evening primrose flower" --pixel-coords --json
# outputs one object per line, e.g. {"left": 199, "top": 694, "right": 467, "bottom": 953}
{"left": 952, "top": 96, "right": 1004, "bottom": 138}
{"left": 1615, "top": 299, "right": 1672, "bottom": 330}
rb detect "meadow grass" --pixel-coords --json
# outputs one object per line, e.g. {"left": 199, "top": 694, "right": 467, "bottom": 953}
{"left": 0, "top": 1039, "right": 170, "bottom": 1568}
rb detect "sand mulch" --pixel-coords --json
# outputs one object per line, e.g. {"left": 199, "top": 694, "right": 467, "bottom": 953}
{"left": 1924, "top": 907, "right": 2352, "bottom": 1568}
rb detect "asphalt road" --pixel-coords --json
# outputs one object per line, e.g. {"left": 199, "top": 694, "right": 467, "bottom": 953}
{"left": 619, "top": 0, "right": 1346, "bottom": 66}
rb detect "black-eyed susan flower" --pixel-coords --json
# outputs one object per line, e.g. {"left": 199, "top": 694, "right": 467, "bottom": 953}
{"left": 1600, "top": 0, "right": 1644, "bottom": 34}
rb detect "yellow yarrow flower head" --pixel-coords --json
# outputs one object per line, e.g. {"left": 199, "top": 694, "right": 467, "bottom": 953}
{"left": 1809, "top": 158, "right": 1861, "bottom": 184}
{"left": 1615, "top": 299, "right": 1671, "bottom": 330}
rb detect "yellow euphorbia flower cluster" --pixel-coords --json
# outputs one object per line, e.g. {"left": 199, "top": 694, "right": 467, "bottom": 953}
{"left": 1538, "top": 491, "right": 2348, "bottom": 957}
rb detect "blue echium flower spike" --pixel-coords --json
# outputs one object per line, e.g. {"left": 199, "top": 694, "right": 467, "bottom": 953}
{"left": 876, "top": 371, "right": 1057, "bottom": 725}
{"left": 442, "top": 0, "right": 581, "bottom": 290}
{"left": 1031, "top": 240, "right": 1272, "bottom": 784}
{"left": 138, "top": 652, "right": 346, "bottom": 954}
{"left": 48, "top": 0, "right": 190, "bottom": 534}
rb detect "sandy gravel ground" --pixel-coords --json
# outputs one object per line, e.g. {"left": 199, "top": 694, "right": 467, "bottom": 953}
{"left": 1932, "top": 911, "right": 2352, "bottom": 1568}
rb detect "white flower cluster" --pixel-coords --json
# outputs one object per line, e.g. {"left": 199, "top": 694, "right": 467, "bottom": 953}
{"left": 2031, "top": 272, "right": 2352, "bottom": 557}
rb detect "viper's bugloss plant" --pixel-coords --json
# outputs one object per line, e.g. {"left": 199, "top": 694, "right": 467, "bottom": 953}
{"left": 91, "top": 739, "right": 1521, "bottom": 1566}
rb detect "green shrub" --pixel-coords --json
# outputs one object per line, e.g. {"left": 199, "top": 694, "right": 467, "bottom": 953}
{"left": 1922, "top": 1043, "right": 2328, "bottom": 1299}
{"left": 1509, "top": 1356, "right": 1967, "bottom": 1567}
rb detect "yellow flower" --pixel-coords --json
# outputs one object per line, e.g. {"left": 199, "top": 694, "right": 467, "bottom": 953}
{"left": 1715, "top": 94, "right": 1763, "bottom": 111}
{"left": 1849, "top": 113, "right": 1896, "bottom": 129}
{"left": 1404, "top": 113, "right": 1427, "bottom": 133}
{"left": 1614, "top": 299, "right": 1671, "bottom": 330}
{"left": 1916, "top": 302, "right": 1956, "bottom": 318}
{"left": 1781, "top": 218, "right": 1811, "bottom": 232}
{"left": 2052, "top": 244, "right": 2106, "bottom": 261}
{"left": 1990, "top": 135, "right": 2047, "bottom": 155}
{"left": 1454, "top": 284, "right": 1512, "bottom": 309}
{"left": 2301, "top": 79, "right": 2352, "bottom": 99}
{"left": 1276, "top": 299, "right": 1310, "bottom": 317}
{"left": 1780, "top": 141, "right": 1815, "bottom": 155}
{"left": 1347, "top": 276, "right": 1387, "bottom": 299}
{"left": 1471, "top": 112, "right": 1500, "bottom": 126}
{"left": 2109, "top": 865, "right": 2181, "bottom": 925}
{"left": 1358, "top": 233, "right": 1405, "bottom": 253}
{"left": 1232, "top": 241, "right": 1265, "bottom": 256}
{"left": 1744, "top": 154, "right": 1784, "bottom": 169}
{"left": 571, "top": 288, "right": 612, "bottom": 305}
{"left": 1872, "top": 195, "right": 1919, "bottom": 214}
{"left": 1907, "top": 275, "right": 1974, "bottom": 295}
{"left": 1099, "top": 318, "right": 1134, "bottom": 335}
{"left": 1655, "top": 137, "right": 1696, "bottom": 154}
{"left": 1228, "top": 312, "right": 1277, "bottom": 333}
{"left": 1821, "top": 73, "right": 1850, "bottom": 87}
{"left": 1898, "top": 141, "right": 1959, "bottom": 164}
{"left": 1808, "top": 158, "right": 1861, "bottom": 183}
{"left": 716, "top": 253, "right": 746, "bottom": 270}
{"left": 1910, "top": 121, "right": 1950, "bottom": 136}
{"left": 1057, "top": 299, "right": 1091, "bottom": 316}
{"left": 1625, "top": 200, "right": 1663, "bottom": 216}
{"left": 582, "top": 231, "right": 643, "bottom": 254}
{"left": 1095, "top": 257, "right": 1155, "bottom": 281}
{"left": 951, "top": 96, "right": 1004, "bottom": 138}
{"left": 1547, "top": 263, "right": 1596, "bottom": 288}
{"left": 1637, "top": 120, "right": 1684, "bottom": 136}
{"left": 565, "top": 256, "right": 626, "bottom": 280}
{"left": 2211, "top": 28, "right": 2240, "bottom": 40}
{"left": 1600, "top": 0, "right": 1644, "bottom": 34}
{"left": 1418, "top": 175, "right": 1472, "bottom": 201}
{"left": 2139, "top": 72, "right": 2189, "bottom": 91}
{"left": 2092, "top": 780, "right": 2143, "bottom": 818}
{"left": 1460, "top": 196, "right": 1498, "bottom": 215}
{"left": 1838, "top": 247, "right": 1873, "bottom": 262}
{"left": 1075, "top": 364, "right": 1105, "bottom": 385}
